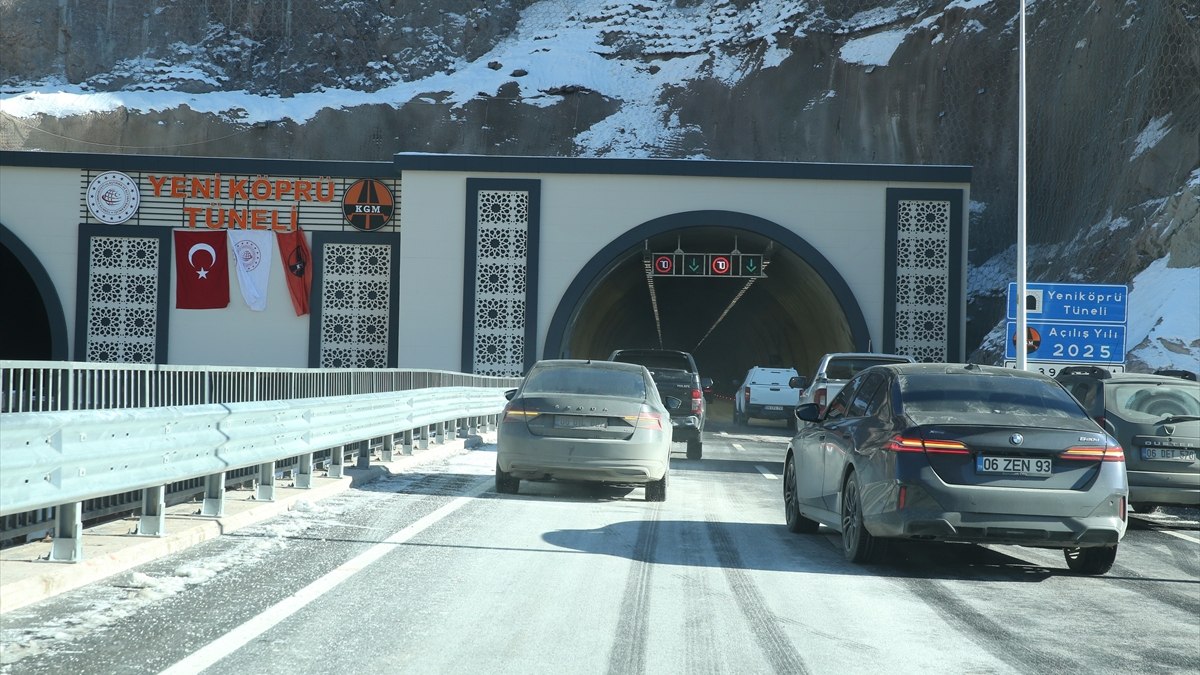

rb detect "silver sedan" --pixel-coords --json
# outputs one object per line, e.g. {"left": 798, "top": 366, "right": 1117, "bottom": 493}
{"left": 497, "top": 359, "right": 672, "bottom": 501}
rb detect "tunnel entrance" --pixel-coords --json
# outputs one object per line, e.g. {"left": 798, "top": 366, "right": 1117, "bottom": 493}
{"left": 0, "top": 226, "right": 67, "bottom": 361}
{"left": 545, "top": 212, "right": 869, "bottom": 396}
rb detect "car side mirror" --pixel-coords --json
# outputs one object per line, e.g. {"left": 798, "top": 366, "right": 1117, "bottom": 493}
{"left": 701, "top": 377, "right": 713, "bottom": 390}
{"left": 789, "top": 375, "right": 808, "bottom": 389}
{"left": 504, "top": 388, "right": 518, "bottom": 401}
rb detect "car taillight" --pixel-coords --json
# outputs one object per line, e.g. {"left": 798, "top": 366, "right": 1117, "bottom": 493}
{"left": 1060, "top": 440, "right": 1124, "bottom": 462}
{"left": 897, "top": 485, "right": 908, "bottom": 509}
{"left": 883, "top": 434, "right": 970, "bottom": 455}
{"left": 626, "top": 410, "right": 664, "bottom": 430}
{"left": 502, "top": 404, "right": 538, "bottom": 423}
{"left": 743, "top": 387, "right": 751, "bottom": 406}
{"left": 691, "top": 388, "right": 703, "bottom": 414}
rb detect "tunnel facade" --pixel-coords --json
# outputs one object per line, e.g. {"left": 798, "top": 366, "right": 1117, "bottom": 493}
{"left": 396, "top": 154, "right": 970, "bottom": 382}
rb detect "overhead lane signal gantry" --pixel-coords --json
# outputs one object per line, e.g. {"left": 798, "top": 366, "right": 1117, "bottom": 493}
{"left": 652, "top": 252, "right": 765, "bottom": 278}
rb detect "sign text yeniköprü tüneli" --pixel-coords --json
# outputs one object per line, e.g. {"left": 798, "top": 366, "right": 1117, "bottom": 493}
{"left": 147, "top": 174, "right": 337, "bottom": 232}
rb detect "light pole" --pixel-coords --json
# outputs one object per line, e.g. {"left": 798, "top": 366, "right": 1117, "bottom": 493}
{"left": 1015, "top": 0, "right": 1029, "bottom": 370}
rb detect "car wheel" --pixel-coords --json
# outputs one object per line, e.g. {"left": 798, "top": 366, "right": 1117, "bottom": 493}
{"left": 646, "top": 472, "right": 668, "bottom": 502}
{"left": 1130, "top": 502, "right": 1158, "bottom": 514}
{"left": 686, "top": 438, "right": 703, "bottom": 460}
{"left": 495, "top": 463, "right": 519, "bottom": 494}
{"left": 783, "top": 455, "right": 820, "bottom": 534}
{"left": 841, "top": 472, "right": 884, "bottom": 563}
{"left": 1064, "top": 544, "right": 1117, "bottom": 575}
{"left": 732, "top": 410, "right": 741, "bottom": 425}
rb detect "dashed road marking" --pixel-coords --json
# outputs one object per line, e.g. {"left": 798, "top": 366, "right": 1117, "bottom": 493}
{"left": 756, "top": 465, "right": 777, "bottom": 480}
{"left": 732, "top": 443, "right": 746, "bottom": 452}
{"left": 1156, "top": 529, "right": 1200, "bottom": 544}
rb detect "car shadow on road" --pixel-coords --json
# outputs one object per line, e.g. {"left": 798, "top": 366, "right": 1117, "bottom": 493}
{"left": 541, "top": 519, "right": 1082, "bottom": 582}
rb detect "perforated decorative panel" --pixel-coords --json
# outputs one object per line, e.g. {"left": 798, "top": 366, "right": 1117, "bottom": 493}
{"left": 82, "top": 236, "right": 161, "bottom": 363}
{"left": 893, "top": 199, "right": 951, "bottom": 362}
{"left": 470, "top": 189, "right": 531, "bottom": 377}
{"left": 317, "top": 243, "right": 392, "bottom": 368}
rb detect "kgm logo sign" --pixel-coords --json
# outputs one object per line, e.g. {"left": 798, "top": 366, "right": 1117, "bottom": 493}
{"left": 342, "top": 179, "right": 394, "bottom": 231}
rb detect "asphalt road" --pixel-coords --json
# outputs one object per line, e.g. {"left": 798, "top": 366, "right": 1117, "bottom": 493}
{"left": 2, "top": 418, "right": 1197, "bottom": 675}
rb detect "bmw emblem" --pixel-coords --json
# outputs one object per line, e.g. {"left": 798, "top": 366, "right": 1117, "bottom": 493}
{"left": 1009, "top": 433, "right": 1024, "bottom": 445}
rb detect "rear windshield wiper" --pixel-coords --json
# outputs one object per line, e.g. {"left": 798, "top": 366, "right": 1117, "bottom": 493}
{"left": 1157, "top": 415, "right": 1200, "bottom": 424}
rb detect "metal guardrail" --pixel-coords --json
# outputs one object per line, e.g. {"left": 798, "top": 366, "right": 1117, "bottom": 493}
{"left": 0, "top": 386, "right": 510, "bottom": 561}
{"left": 1, "top": 360, "right": 516, "bottom": 413}
{"left": 0, "top": 360, "right": 521, "bottom": 558}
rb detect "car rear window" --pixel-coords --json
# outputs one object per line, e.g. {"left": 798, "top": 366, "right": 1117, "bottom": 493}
{"left": 898, "top": 373, "right": 1087, "bottom": 421}
{"left": 523, "top": 366, "right": 647, "bottom": 399}
{"left": 824, "top": 357, "right": 910, "bottom": 380}
{"left": 612, "top": 353, "right": 691, "bottom": 371}
{"left": 1105, "top": 382, "right": 1200, "bottom": 420}
{"left": 749, "top": 368, "right": 796, "bottom": 385}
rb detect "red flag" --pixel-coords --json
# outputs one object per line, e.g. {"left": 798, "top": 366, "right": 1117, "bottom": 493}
{"left": 276, "top": 225, "right": 312, "bottom": 316}
{"left": 174, "top": 230, "right": 230, "bottom": 309}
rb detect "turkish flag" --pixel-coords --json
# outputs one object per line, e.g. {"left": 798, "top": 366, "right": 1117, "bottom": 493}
{"left": 276, "top": 225, "right": 312, "bottom": 316}
{"left": 174, "top": 230, "right": 230, "bottom": 309}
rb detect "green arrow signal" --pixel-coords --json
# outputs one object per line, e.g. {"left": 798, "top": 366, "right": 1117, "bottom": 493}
{"left": 745, "top": 260, "right": 757, "bottom": 272}
{"left": 688, "top": 260, "right": 700, "bottom": 272}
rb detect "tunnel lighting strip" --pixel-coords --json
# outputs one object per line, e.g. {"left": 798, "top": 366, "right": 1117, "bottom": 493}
{"left": 691, "top": 261, "right": 768, "bottom": 352}
{"left": 642, "top": 254, "right": 665, "bottom": 349}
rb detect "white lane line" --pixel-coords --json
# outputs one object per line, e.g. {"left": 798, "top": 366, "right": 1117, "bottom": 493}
{"left": 1156, "top": 529, "right": 1200, "bottom": 545}
{"left": 159, "top": 477, "right": 493, "bottom": 675}
{"left": 732, "top": 443, "right": 746, "bottom": 452}
{"left": 756, "top": 465, "right": 778, "bottom": 480}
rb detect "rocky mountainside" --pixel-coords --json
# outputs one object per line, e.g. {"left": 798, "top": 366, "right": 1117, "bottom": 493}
{"left": 1, "top": 0, "right": 1197, "bottom": 362}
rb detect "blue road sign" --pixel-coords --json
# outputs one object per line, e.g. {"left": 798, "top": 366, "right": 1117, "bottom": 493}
{"left": 1005, "top": 320, "right": 1126, "bottom": 364}
{"left": 1007, "top": 282, "right": 1128, "bottom": 324}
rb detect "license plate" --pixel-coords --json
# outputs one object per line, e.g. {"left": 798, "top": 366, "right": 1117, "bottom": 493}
{"left": 765, "top": 405, "right": 783, "bottom": 411}
{"left": 555, "top": 415, "right": 605, "bottom": 429}
{"left": 1141, "top": 447, "right": 1198, "bottom": 462}
{"left": 976, "top": 455, "right": 1052, "bottom": 477}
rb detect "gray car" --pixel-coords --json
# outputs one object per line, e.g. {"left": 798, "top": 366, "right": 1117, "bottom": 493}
{"left": 496, "top": 359, "right": 672, "bottom": 501}
{"left": 783, "top": 363, "right": 1128, "bottom": 575}
{"left": 1055, "top": 367, "right": 1199, "bottom": 511}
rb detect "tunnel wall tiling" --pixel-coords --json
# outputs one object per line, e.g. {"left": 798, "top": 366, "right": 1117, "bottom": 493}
{"left": 462, "top": 178, "right": 541, "bottom": 377}
{"left": 311, "top": 238, "right": 397, "bottom": 368}
{"left": 884, "top": 188, "right": 965, "bottom": 362}
{"left": 74, "top": 224, "right": 171, "bottom": 364}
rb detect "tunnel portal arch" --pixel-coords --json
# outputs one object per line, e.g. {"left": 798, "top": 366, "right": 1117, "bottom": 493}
{"left": 0, "top": 223, "right": 68, "bottom": 360}
{"left": 543, "top": 210, "right": 871, "bottom": 391}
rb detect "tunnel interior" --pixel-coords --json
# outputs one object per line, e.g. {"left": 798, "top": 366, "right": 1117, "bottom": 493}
{"left": 0, "top": 243, "right": 53, "bottom": 360}
{"left": 560, "top": 227, "right": 857, "bottom": 395}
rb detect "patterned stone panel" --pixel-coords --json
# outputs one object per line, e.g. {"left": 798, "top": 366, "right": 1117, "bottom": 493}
{"left": 471, "top": 189, "right": 531, "bottom": 376}
{"left": 893, "top": 199, "right": 951, "bottom": 362}
{"left": 318, "top": 243, "right": 392, "bottom": 368}
{"left": 83, "top": 236, "right": 160, "bottom": 363}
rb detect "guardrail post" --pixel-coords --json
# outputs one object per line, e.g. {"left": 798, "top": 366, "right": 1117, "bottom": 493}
{"left": 402, "top": 428, "right": 414, "bottom": 455}
{"left": 48, "top": 502, "right": 83, "bottom": 562}
{"left": 329, "top": 445, "right": 345, "bottom": 478}
{"left": 256, "top": 462, "right": 276, "bottom": 501}
{"left": 418, "top": 425, "right": 430, "bottom": 450}
{"left": 381, "top": 434, "right": 395, "bottom": 461}
{"left": 201, "top": 472, "right": 226, "bottom": 517}
{"left": 296, "top": 452, "right": 314, "bottom": 488}
{"left": 356, "top": 440, "right": 371, "bottom": 469}
{"left": 434, "top": 421, "right": 446, "bottom": 445}
{"left": 137, "top": 485, "right": 166, "bottom": 536}
{"left": 448, "top": 419, "right": 459, "bottom": 441}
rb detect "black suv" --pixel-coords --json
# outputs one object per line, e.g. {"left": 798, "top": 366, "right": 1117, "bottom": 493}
{"left": 1055, "top": 366, "right": 1200, "bottom": 512}
{"left": 609, "top": 348, "right": 709, "bottom": 459}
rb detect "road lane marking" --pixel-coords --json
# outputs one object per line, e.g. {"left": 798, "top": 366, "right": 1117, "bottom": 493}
{"left": 159, "top": 476, "right": 493, "bottom": 675}
{"left": 732, "top": 443, "right": 745, "bottom": 452}
{"left": 756, "top": 465, "right": 777, "bottom": 480}
{"left": 1156, "top": 529, "right": 1200, "bottom": 544}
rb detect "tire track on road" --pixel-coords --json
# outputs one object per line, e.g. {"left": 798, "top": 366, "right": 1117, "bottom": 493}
{"left": 896, "top": 577, "right": 1072, "bottom": 675}
{"left": 607, "top": 504, "right": 661, "bottom": 675}
{"left": 705, "top": 514, "right": 810, "bottom": 675}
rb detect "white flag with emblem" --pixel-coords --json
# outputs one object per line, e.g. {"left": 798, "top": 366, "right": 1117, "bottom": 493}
{"left": 227, "top": 230, "right": 272, "bottom": 311}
